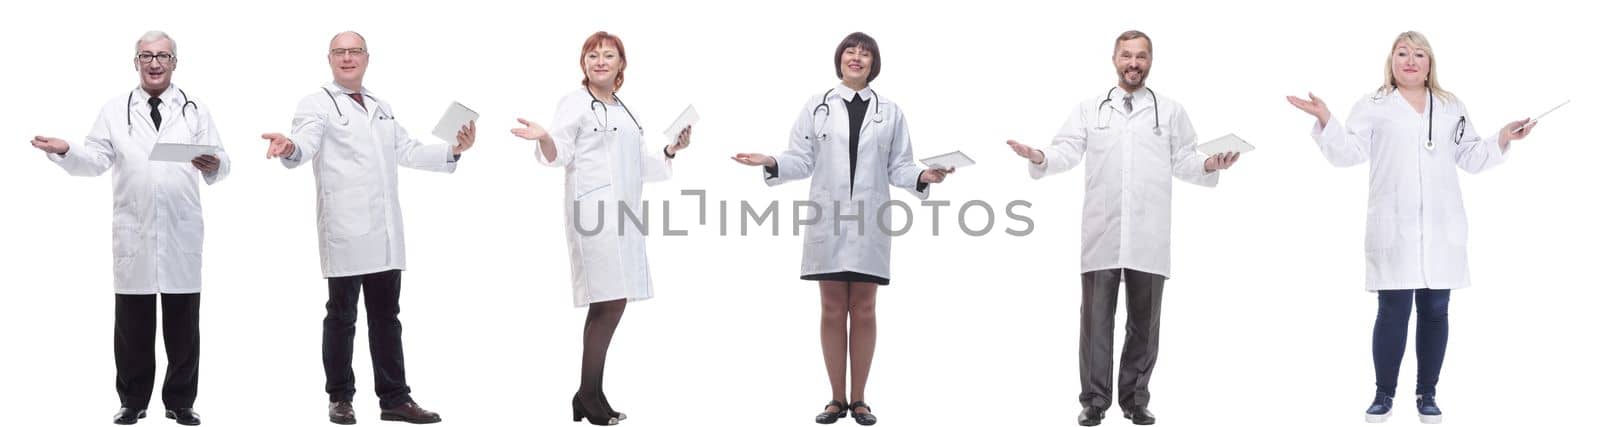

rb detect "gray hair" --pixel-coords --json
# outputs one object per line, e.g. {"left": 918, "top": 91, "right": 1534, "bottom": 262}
{"left": 135, "top": 30, "right": 176, "bottom": 56}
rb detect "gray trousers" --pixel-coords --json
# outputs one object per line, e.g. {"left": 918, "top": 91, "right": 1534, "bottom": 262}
{"left": 1078, "top": 268, "right": 1165, "bottom": 411}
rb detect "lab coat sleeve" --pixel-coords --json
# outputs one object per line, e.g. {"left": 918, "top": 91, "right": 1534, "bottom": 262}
{"left": 283, "top": 96, "right": 328, "bottom": 169}
{"left": 1312, "top": 100, "right": 1374, "bottom": 167}
{"left": 537, "top": 100, "right": 581, "bottom": 168}
{"left": 1029, "top": 106, "right": 1088, "bottom": 179}
{"left": 766, "top": 104, "right": 818, "bottom": 186}
{"left": 200, "top": 108, "right": 231, "bottom": 185}
{"left": 1168, "top": 106, "right": 1218, "bottom": 187}
{"left": 885, "top": 110, "right": 930, "bottom": 200}
{"left": 1451, "top": 102, "right": 1507, "bottom": 174}
{"left": 393, "top": 112, "right": 458, "bottom": 173}
{"left": 640, "top": 133, "right": 673, "bottom": 183}
{"left": 49, "top": 109, "right": 117, "bottom": 176}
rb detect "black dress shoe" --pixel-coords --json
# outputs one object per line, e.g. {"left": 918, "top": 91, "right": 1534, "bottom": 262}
{"left": 329, "top": 401, "right": 356, "bottom": 425}
{"left": 1078, "top": 406, "right": 1106, "bottom": 426}
{"left": 165, "top": 408, "right": 202, "bottom": 426}
{"left": 113, "top": 408, "right": 147, "bottom": 425}
{"left": 814, "top": 400, "right": 848, "bottom": 424}
{"left": 380, "top": 401, "right": 441, "bottom": 424}
{"left": 1123, "top": 406, "right": 1157, "bottom": 425}
{"left": 848, "top": 401, "right": 877, "bottom": 426}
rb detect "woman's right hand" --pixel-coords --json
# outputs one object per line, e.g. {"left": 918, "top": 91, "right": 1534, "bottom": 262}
{"left": 510, "top": 118, "right": 551, "bottom": 143}
{"left": 1286, "top": 92, "right": 1331, "bottom": 127}
{"left": 731, "top": 153, "right": 775, "bottom": 167}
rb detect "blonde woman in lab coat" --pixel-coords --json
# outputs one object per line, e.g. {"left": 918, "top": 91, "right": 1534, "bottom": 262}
{"left": 510, "top": 31, "right": 691, "bottom": 426}
{"left": 1287, "top": 31, "right": 1536, "bottom": 424}
{"left": 732, "top": 32, "right": 952, "bottom": 426}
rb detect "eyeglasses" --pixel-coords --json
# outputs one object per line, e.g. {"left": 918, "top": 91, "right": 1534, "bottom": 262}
{"left": 329, "top": 48, "right": 368, "bottom": 57}
{"left": 137, "top": 53, "right": 175, "bottom": 64}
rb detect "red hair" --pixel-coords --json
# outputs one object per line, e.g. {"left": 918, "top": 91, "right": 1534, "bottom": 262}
{"left": 579, "top": 31, "right": 627, "bottom": 91}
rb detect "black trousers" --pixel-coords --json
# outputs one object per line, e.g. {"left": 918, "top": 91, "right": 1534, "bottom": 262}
{"left": 323, "top": 269, "right": 413, "bottom": 409}
{"left": 1078, "top": 269, "right": 1165, "bottom": 411}
{"left": 114, "top": 292, "right": 200, "bottom": 411}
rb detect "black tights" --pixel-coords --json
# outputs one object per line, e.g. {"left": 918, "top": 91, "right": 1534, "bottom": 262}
{"left": 577, "top": 299, "right": 627, "bottom": 414}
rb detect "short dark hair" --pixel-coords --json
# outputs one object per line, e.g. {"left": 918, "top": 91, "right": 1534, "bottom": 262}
{"left": 834, "top": 32, "right": 882, "bottom": 83}
{"left": 1114, "top": 30, "right": 1152, "bottom": 56}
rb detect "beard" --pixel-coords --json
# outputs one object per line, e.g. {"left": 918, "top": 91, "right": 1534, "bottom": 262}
{"left": 1119, "top": 66, "right": 1147, "bottom": 89}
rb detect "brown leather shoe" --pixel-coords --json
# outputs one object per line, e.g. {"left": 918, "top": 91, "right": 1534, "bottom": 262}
{"left": 329, "top": 401, "right": 356, "bottom": 425}
{"left": 379, "top": 402, "right": 441, "bottom": 424}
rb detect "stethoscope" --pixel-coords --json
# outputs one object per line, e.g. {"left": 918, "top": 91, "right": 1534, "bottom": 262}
{"left": 321, "top": 87, "right": 393, "bottom": 126}
{"left": 588, "top": 88, "right": 642, "bottom": 133}
{"left": 1372, "top": 85, "right": 1466, "bottom": 150}
{"left": 1095, "top": 87, "right": 1161, "bottom": 135}
{"left": 126, "top": 88, "right": 200, "bottom": 137}
{"left": 806, "top": 88, "right": 884, "bottom": 142}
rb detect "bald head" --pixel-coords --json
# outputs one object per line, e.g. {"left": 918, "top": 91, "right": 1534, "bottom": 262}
{"left": 327, "top": 31, "right": 370, "bottom": 90}
{"left": 329, "top": 31, "right": 366, "bottom": 49}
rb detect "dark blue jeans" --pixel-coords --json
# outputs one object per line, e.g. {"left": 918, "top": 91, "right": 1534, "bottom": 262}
{"left": 1373, "top": 289, "right": 1450, "bottom": 397}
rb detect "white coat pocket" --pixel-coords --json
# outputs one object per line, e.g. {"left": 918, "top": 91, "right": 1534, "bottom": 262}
{"left": 322, "top": 185, "right": 372, "bottom": 239}
{"left": 112, "top": 224, "right": 140, "bottom": 257}
{"left": 1365, "top": 216, "right": 1398, "bottom": 251}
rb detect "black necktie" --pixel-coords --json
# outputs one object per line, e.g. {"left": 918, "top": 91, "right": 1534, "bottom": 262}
{"left": 148, "top": 97, "right": 163, "bottom": 130}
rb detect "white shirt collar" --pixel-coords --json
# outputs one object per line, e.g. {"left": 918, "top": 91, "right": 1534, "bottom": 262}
{"left": 831, "top": 84, "right": 875, "bottom": 103}
{"left": 326, "top": 81, "right": 374, "bottom": 98}
{"left": 1110, "top": 85, "right": 1153, "bottom": 112}
{"left": 131, "top": 84, "right": 182, "bottom": 108}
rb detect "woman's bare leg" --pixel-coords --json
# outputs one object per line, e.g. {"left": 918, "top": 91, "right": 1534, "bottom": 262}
{"left": 819, "top": 281, "right": 851, "bottom": 410}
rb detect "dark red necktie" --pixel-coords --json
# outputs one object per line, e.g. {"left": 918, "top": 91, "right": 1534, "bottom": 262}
{"left": 348, "top": 93, "right": 365, "bottom": 109}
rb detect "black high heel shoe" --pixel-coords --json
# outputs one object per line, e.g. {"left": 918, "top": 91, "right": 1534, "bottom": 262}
{"left": 571, "top": 392, "right": 619, "bottom": 425}
{"left": 815, "top": 400, "right": 848, "bottom": 424}
{"left": 598, "top": 391, "right": 626, "bottom": 421}
{"left": 849, "top": 401, "right": 877, "bottom": 426}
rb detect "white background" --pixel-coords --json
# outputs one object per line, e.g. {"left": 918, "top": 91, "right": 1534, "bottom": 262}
{"left": 1, "top": 0, "right": 1594, "bottom": 426}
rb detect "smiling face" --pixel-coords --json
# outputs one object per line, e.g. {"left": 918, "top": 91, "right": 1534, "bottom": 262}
{"left": 583, "top": 41, "right": 624, "bottom": 90}
{"left": 838, "top": 45, "right": 874, "bottom": 88}
{"left": 1389, "top": 39, "right": 1431, "bottom": 90}
{"left": 327, "top": 32, "right": 369, "bottom": 89}
{"left": 134, "top": 37, "right": 176, "bottom": 93}
{"left": 1112, "top": 36, "right": 1152, "bottom": 91}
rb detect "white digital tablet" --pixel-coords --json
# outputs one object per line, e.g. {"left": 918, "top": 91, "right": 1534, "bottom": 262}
{"left": 663, "top": 105, "right": 699, "bottom": 139}
{"left": 919, "top": 150, "right": 976, "bottom": 170}
{"left": 1197, "top": 133, "right": 1255, "bottom": 156}
{"left": 149, "top": 143, "right": 218, "bottom": 162}
{"left": 431, "top": 101, "right": 479, "bottom": 144}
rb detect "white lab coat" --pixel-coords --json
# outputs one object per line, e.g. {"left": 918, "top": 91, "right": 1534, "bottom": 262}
{"left": 1312, "top": 90, "right": 1506, "bottom": 291}
{"left": 47, "top": 85, "right": 231, "bottom": 294}
{"left": 540, "top": 89, "right": 673, "bottom": 307}
{"left": 764, "top": 85, "right": 929, "bottom": 281}
{"left": 1029, "top": 87, "right": 1218, "bottom": 279}
{"left": 281, "top": 82, "right": 458, "bottom": 278}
